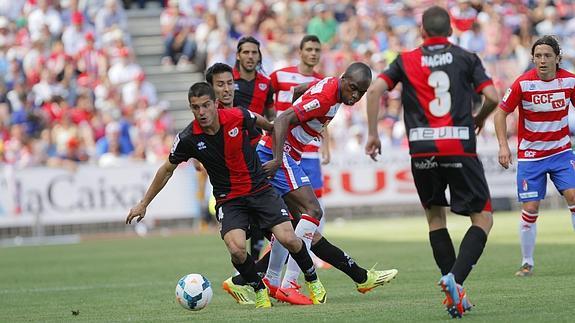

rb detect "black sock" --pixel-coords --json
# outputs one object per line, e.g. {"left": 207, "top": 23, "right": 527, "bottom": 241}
{"left": 231, "top": 248, "right": 271, "bottom": 286}
{"left": 250, "top": 228, "right": 266, "bottom": 259}
{"left": 232, "top": 253, "right": 265, "bottom": 291}
{"left": 288, "top": 240, "right": 318, "bottom": 282}
{"left": 451, "top": 226, "right": 487, "bottom": 285}
{"left": 311, "top": 237, "right": 367, "bottom": 283}
{"left": 429, "top": 228, "right": 456, "bottom": 276}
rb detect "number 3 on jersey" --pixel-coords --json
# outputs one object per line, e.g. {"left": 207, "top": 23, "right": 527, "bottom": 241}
{"left": 428, "top": 70, "right": 451, "bottom": 117}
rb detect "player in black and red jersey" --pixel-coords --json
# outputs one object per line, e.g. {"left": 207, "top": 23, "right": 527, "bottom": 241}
{"left": 364, "top": 6, "right": 499, "bottom": 318}
{"left": 126, "top": 82, "right": 326, "bottom": 308}
{"left": 233, "top": 36, "right": 275, "bottom": 120}
{"left": 233, "top": 36, "right": 274, "bottom": 259}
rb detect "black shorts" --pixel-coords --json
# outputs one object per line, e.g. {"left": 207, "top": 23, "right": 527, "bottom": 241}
{"left": 411, "top": 156, "right": 492, "bottom": 216}
{"left": 215, "top": 187, "right": 291, "bottom": 238}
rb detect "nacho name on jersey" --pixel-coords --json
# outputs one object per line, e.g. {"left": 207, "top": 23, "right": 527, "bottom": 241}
{"left": 421, "top": 52, "right": 453, "bottom": 67}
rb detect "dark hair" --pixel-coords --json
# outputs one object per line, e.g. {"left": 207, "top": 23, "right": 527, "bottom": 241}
{"left": 343, "top": 62, "right": 372, "bottom": 80}
{"left": 422, "top": 6, "right": 451, "bottom": 37}
{"left": 205, "top": 63, "right": 233, "bottom": 85}
{"left": 299, "top": 34, "right": 321, "bottom": 50}
{"left": 531, "top": 35, "right": 561, "bottom": 57}
{"left": 188, "top": 82, "right": 215, "bottom": 103}
{"left": 235, "top": 36, "right": 262, "bottom": 70}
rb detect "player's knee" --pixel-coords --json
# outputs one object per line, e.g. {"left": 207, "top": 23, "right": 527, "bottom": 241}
{"left": 304, "top": 204, "right": 323, "bottom": 220}
{"left": 471, "top": 211, "right": 493, "bottom": 233}
{"left": 279, "top": 233, "right": 302, "bottom": 253}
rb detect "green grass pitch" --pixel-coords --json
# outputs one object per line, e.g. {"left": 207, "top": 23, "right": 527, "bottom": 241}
{"left": 1, "top": 210, "right": 574, "bottom": 322}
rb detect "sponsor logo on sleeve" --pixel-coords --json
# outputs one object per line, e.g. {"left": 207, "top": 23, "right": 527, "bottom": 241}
{"left": 502, "top": 88, "right": 512, "bottom": 102}
{"left": 170, "top": 134, "right": 181, "bottom": 154}
{"left": 303, "top": 99, "right": 320, "bottom": 112}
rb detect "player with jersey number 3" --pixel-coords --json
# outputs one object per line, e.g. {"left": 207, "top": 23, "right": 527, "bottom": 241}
{"left": 494, "top": 35, "right": 575, "bottom": 278}
{"left": 364, "top": 6, "right": 500, "bottom": 319}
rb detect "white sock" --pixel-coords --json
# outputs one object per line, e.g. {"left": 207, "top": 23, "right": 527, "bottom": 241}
{"left": 281, "top": 215, "right": 319, "bottom": 288}
{"left": 519, "top": 210, "right": 538, "bottom": 266}
{"left": 264, "top": 235, "right": 289, "bottom": 287}
{"left": 569, "top": 205, "right": 575, "bottom": 231}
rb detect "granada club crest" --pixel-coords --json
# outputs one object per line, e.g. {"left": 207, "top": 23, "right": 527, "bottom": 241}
{"left": 522, "top": 179, "right": 528, "bottom": 191}
{"left": 258, "top": 83, "right": 267, "bottom": 91}
{"left": 228, "top": 127, "right": 239, "bottom": 137}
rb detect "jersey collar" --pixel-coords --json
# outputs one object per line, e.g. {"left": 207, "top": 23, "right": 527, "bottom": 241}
{"left": 423, "top": 37, "right": 450, "bottom": 46}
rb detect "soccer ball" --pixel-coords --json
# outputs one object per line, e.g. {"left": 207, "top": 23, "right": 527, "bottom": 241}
{"left": 175, "top": 274, "right": 213, "bottom": 311}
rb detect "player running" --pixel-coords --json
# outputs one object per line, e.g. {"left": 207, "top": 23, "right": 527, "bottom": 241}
{"left": 494, "top": 35, "right": 575, "bottom": 278}
{"left": 364, "top": 6, "right": 499, "bottom": 318}
{"left": 259, "top": 62, "right": 398, "bottom": 305}
{"left": 126, "top": 82, "right": 326, "bottom": 308}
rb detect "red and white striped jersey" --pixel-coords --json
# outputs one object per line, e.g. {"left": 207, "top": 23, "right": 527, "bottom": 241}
{"left": 270, "top": 66, "right": 324, "bottom": 114}
{"left": 260, "top": 76, "right": 341, "bottom": 161}
{"left": 500, "top": 68, "right": 574, "bottom": 161}
{"left": 270, "top": 66, "right": 324, "bottom": 158}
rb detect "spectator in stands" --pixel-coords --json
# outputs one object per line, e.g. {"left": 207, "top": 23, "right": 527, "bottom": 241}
{"left": 27, "top": 0, "right": 63, "bottom": 41}
{"left": 107, "top": 47, "right": 142, "bottom": 89}
{"left": 122, "top": 70, "right": 157, "bottom": 107}
{"left": 95, "top": 0, "right": 128, "bottom": 42}
{"left": 307, "top": 4, "right": 338, "bottom": 46}
{"left": 160, "top": 0, "right": 196, "bottom": 69}
{"left": 95, "top": 121, "right": 133, "bottom": 157}
{"left": 459, "top": 22, "right": 486, "bottom": 54}
{"left": 62, "top": 11, "right": 90, "bottom": 56}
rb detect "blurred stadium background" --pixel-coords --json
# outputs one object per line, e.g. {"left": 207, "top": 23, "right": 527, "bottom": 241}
{"left": 0, "top": 0, "right": 574, "bottom": 242}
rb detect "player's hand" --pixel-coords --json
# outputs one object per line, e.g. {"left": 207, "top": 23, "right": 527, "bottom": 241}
{"left": 126, "top": 202, "right": 147, "bottom": 224}
{"left": 364, "top": 134, "right": 382, "bottom": 161}
{"left": 498, "top": 145, "right": 512, "bottom": 169}
{"left": 262, "top": 159, "right": 281, "bottom": 179}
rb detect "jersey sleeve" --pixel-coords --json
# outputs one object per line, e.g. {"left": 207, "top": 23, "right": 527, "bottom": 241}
{"left": 499, "top": 79, "right": 522, "bottom": 113}
{"left": 168, "top": 132, "right": 194, "bottom": 164}
{"left": 292, "top": 92, "right": 333, "bottom": 122}
{"left": 265, "top": 83, "right": 274, "bottom": 110}
{"left": 270, "top": 71, "right": 279, "bottom": 102}
{"left": 240, "top": 107, "right": 258, "bottom": 131}
{"left": 470, "top": 53, "right": 494, "bottom": 93}
{"left": 379, "top": 56, "right": 402, "bottom": 89}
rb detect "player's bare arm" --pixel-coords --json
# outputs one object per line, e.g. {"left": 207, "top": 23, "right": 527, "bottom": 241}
{"left": 474, "top": 84, "right": 500, "bottom": 134}
{"left": 321, "top": 126, "right": 331, "bottom": 165}
{"left": 262, "top": 107, "right": 299, "bottom": 178}
{"left": 493, "top": 107, "right": 512, "bottom": 169}
{"left": 292, "top": 83, "right": 310, "bottom": 102}
{"left": 126, "top": 160, "right": 178, "bottom": 224}
{"left": 365, "top": 77, "right": 389, "bottom": 161}
{"left": 263, "top": 103, "right": 276, "bottom": 121}
{"left": 253, "top": 112, "right": 274, "bottom": 132}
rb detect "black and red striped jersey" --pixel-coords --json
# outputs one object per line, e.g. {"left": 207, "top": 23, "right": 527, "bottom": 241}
{"left": 232, "top": 68, "right": 274, "bottom": 115}
{"left": 379, "top": 37, "right": 493, "bottom": 157}
{"left": 169, "top": 108, "right": 269, "bottom": 202}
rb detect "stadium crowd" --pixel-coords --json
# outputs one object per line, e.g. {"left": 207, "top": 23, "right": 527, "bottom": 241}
{"left": 3, "top": 0, "right": 575, "bottom": 168}
{"left": 0, "top": 0, "right": 171, "bottom": 169}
